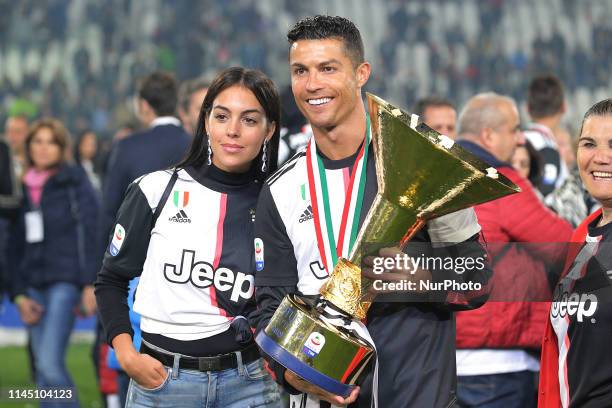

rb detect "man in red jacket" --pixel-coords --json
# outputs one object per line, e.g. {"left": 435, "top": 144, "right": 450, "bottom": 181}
{"left": 454, "top": 93, "right": 573, "bottom": 407}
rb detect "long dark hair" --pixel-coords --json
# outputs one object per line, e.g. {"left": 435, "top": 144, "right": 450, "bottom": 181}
{"left": 177, "top": 67, "right": 280, "bottom": 180}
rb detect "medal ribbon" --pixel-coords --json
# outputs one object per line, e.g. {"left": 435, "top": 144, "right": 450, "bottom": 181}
{"left": 305, "top": 117, "right": 371, "bottom": 275}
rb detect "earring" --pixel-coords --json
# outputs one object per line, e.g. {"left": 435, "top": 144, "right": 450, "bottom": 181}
{"left": 261, "top": 141, "right": 268, "bottom": 172}
{"left": 207, "top": 137, "right": 212, "bottom": 165}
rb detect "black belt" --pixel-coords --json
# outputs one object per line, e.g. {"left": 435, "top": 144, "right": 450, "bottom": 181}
{"left": 140, "top": 342, "right": 260, "bottom": 372}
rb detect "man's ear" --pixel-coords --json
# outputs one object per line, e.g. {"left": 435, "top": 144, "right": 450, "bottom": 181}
{"left": 480, "top": 127, "right": 495, "bottom": 149}
{"left": 355, "top": 61, "right": 371, "bottom": 88}
{"left": 139, "top": 98, "right": 154, "bottom": 118}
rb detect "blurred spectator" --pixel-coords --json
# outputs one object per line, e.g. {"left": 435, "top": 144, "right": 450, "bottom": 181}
{"left": 0, "top": 139, "right": 21, "bottom": 298}
{"left": 101, "top": 70, "right": 190, "bottom": 257}
{"left": 524, "top": 74, "right": 568, "bottom": 197}
{"left": 455, "top": 93, "right": 572, "bottom": 408}
{"left": 4, "top": 115, "right": 30, "bottom": 177}
{"left": 1, "top": 1, "right": 611, "bottom": 137}
{"left": 177, "top": 77, "right": 209, "bottom": 136}
{"left": 555, "top": 126, "right": 576, "bottom": 170}
{"left": 75, "top": 130, "right": 103, "bottom": 193}
{"left": 524, "top": 75, "right": 592, "bottom": 226}
{"left": 511, "top": 139, "right": 543, "bottom": 188}
{"left": 413, "top": 96, "right": 457, "bottom": 139}
{"left": 9, "top": 118, "right": 100, "bottom": 408}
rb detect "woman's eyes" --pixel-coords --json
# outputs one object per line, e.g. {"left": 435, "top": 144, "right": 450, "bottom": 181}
{"left": 213, "top": 114, "right": 258, "bottom": 125}
{"left": 579, "top": 141, "right": 595, "bottom": 148}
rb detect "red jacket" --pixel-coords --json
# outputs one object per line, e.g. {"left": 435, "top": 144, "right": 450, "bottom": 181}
{"left": 456, "top": 166, "right": 573, "bottom": 349}
{"left": 538, "top": 209, "right": 602, "bottom": 408}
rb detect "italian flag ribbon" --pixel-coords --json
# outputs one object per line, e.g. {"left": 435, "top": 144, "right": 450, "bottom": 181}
{"left": 305, "top": 116, "right": 371, "bottom": 276}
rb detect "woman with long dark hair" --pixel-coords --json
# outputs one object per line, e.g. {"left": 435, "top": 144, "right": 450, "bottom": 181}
{"left": 95, "top": 67, "right": 282, "bottom": 407}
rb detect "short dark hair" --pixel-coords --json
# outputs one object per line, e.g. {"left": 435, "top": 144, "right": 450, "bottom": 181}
{"left": 412, "top": 96, "right": 455, "bottom": 117}
{"left": 177, "top": 67, "right": 281, "bottom": 180}
{"left": 178, "top": 77, "right": 210, "bottom": 113}
{"left": 579, "top": 98, "right": 612, "bottom": 136}
{"left": 527, "top": 74, "right": 564, "bottom": 119}
{"left": 287, "top": 15, "right": 364, "bottom": 67}
{"left": 138, "top": 71, "right": 178, "bottom": 117}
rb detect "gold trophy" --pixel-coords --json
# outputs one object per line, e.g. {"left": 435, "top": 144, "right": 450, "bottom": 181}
{"left": 255, "top": 93, "right": 520, "bottom": 396}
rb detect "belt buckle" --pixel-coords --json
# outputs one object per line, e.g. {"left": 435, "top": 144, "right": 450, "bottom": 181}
{"left": 198, "top": 357, "right": 218, "bottom": 372}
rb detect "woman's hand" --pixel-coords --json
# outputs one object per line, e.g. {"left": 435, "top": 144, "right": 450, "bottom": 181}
{"left": 284, "top": 369, "right": 359, "bottom": 405}
{"left": 15, "top": 295, "right": 44, "bottom": 325}
{"left": 113, "top": 333, "right": 168, "bottom": 389}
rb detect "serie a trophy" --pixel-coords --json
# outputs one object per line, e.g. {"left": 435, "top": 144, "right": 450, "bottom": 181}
{"left": 256, "top": 93, "right": 520, "bottom": 397}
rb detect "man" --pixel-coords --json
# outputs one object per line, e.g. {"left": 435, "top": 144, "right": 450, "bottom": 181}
{"left": 0, "top": 139, "right": 21, "bottom": 297}
{"left": 252, "top": 16, "right": 490, "bottom": 408}
{"left": 178, "top": 77, "right": 209, "bottom": 136}
{"left": 525, "top": 75, "right": 591, "bottom": 227}
{"left": 524, "top": 74, "right": 568, "bottom": 197}
{"left": 102, "top": 71, "right": 191, "bottom": 241}
{"left": 3, "top": 115, "right": 29, "bottom": 177}
{"left": 455, "top": 93, "right": 573, "bottom": 407}
{"left": 413, "top": 95, "right": 457, "bottom": 139}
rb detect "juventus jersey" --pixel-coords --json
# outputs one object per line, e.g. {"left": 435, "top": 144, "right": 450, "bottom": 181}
{"left": 253, "top": 146, "right": 491, "bottom": 408}
{"left": 96, "top": 165, "right": 261, "bottom": 347}
{"left": 524, "top": 123, "right": 569, "bottom": 196}
{"left": 550, "top": 216, "right": 612, "bottom": 408}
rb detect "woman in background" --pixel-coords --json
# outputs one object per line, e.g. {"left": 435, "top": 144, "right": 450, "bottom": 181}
{"left": 75, "top": 129, "right": 102, "bottom": 192}
{"left": 11, "top": 118, "right": 100, "bottom": 408}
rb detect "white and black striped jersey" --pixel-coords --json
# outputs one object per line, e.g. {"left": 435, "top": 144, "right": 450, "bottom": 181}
{"left": 96, "top": 165, "right": 261, "bottom": 354}
{"left": 252, "top": 146, "right": 491, "bottom": 408}
{"left": 524, "top": 123, "right": 569, "bottom": 197}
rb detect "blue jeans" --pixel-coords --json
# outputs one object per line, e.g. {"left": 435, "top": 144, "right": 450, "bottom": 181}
{"left": 28, "top": 282, "right": 80, "bottom": 408}
{"left": 456, "top": 371, "right": 536, "bottom": 408}
{"left": 126, "top": 348, "right": 282, "bottom": 408}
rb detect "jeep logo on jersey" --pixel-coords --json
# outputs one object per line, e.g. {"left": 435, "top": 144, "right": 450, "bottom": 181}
{"left": 163, "top": 249, "right": 254, "bottom": 302}
{"left": 551, "top": 284, "right": 598, "bottom": 323}
{"left": 169, "top": 190, "right": 192, "bottom": 223}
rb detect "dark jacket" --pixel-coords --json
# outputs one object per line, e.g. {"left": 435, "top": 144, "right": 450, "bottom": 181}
{"left": 0, "top": 139, "right": 21, "bottom": 296}
{"left": 10, "top": 164, "right": 100, "bottom": 298}
{"left": 101, "top": 123, "right": 190, "bottom": 245}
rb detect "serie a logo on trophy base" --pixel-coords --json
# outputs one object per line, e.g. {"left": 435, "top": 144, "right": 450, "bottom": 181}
{"left": 256, "top": 93, "right": 520, "bottom": 397}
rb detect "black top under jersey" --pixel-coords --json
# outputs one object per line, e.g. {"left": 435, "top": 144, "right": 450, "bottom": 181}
{"left": 95, "top": 164, "right": 261, "bottom": 356}
{"left": 551, "top": 216, "right": 612, "bottom": 408}
{"left": 252, "top": 145, "right": 491, "bottom": 408}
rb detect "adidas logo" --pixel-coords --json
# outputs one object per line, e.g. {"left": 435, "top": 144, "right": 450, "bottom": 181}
{"left": 169, "top": 210, "right": 191, "bottom": 223}
{"left": 299, "top": 205, "right": 313, "bottom": 223}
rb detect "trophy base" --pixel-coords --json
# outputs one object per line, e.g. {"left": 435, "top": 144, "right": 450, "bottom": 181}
{"left": 256, "top": 294, "right": 373, "bottom": 398}
{"left": 256, "top": 331, "right": 355, "bottom": 397}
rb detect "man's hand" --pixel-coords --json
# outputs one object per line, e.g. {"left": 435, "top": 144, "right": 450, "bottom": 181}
{"left": 362, "top": 247, "right": 432, "bottom": 294}
{"left": 284, "top": 369, "right": 359, "bottom": 405}
{"left": 15, "top": 295, "right": 44, "bottom": 325}
{"left": 80, "top": 285, "right": 97, "bottom": 317}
